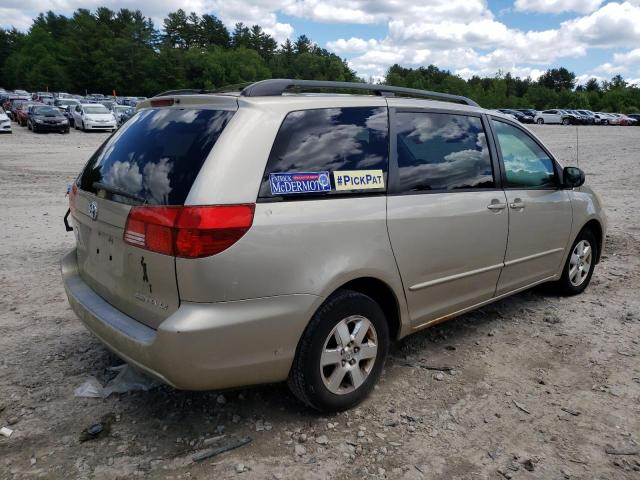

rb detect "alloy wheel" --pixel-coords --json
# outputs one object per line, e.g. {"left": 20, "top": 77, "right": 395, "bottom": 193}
{"left": 569, "top": 240, "right": 592, "bottom": 287}
{"left": 320, "top": 315, "right": 378, "bottom": 395}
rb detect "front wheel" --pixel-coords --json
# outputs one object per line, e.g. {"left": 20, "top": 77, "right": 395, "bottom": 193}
{"left": 536, "top": 118, "right": 544, "bottom": 124}
{"left": 554, "top": 229, "right": 597, "bottom": 295}
{"left": 288, "top": 289, "right": 389, "bottom": 412}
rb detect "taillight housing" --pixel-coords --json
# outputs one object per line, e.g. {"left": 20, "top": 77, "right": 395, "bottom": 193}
{"left": 124, "top": 205, "right": 255, "bottom": 258}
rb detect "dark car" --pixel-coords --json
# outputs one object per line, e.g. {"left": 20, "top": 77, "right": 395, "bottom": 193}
{"left": 27, "top": 105, "right": 70, "bottom": 133}
{"left": 626, "top": 113, "right": 640, "bottom": 125}
{"left": 54, "top": 99, "right": 81, "bottom": 126}
{"left": 514, "top": 108, "right": 537, "bottom": 118}
{"left": 498, "top": 109, "right": 535, "bottom": 124}
{"left": 566, "top": 109, "right": 593, "bottom": 125}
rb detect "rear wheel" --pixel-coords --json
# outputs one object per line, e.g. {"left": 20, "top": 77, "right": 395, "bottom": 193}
{"left": 536, "top": 118, "right": 544, "bottom": 124}
{"left": 288, "top": 289, "right": 389, "bottom": 412}
{"left": 553, "top": 229, "right": 597, "bottom": 295}
{"left": 562, "top": 118, "right": 570, "bottom": 125}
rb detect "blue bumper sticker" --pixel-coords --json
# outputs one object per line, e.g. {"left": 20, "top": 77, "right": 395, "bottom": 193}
{"left": 270, "top": 172, "right": 331, "bottom": 195}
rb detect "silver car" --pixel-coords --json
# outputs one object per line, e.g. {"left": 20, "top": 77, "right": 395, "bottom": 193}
{"left": 62, "top": 80, "right": 606, "bottom": 411}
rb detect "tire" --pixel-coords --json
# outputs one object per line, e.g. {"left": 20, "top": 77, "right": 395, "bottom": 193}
{"left": 553, "top": 229, "right": 598, "bottom": 296}
{"left": 562, "top": 118, "right": 570, "bottom": 125}
{"left": 81, "top": 121, "right": 85, "bottom": 131}
{"left": 27, "top": 120, "right": 32, "bottom": 131}
{"left": 536, "top": 118, "right": 544, "bottom": 124}
{"left": 288, "top": 289, "right": 389, "bottom": 412}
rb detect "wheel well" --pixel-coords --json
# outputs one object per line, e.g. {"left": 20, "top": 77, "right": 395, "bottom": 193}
{"left": 338, "top": 277, "right": 401, "bottom": 340}
{"left": 582, "top": 219, "right": 603, "bottom": 263}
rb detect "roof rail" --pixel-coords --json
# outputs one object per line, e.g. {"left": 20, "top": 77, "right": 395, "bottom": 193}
{"left": 239, "top": 79, "right": 479, "bottom": 106}
{"left": 153, "top": 89, "right": 207, "bottom": 97}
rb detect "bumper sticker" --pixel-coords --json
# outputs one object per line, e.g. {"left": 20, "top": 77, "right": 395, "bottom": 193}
{"left": 333, "top": 170, "right": 385, "bottom": 191}
{"left": 269, "top": 172, "right": 331, "bottom": 195}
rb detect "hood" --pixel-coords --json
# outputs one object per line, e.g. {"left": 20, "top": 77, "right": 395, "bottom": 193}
{"left": 85, "top": 112, "right": 114, "bottom": 120}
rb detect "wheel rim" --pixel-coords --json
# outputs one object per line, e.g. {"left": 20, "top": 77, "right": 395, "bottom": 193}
{"left": 320, "top": 315, "right": 378, "bottom": 395}
{"left": 569, "top": 240, "right": 593, "bottom": 287}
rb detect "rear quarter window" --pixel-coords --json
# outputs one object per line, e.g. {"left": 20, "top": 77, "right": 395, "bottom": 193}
{"left": 79, "top": 107, "right": 234, "bottom": 205}
{"left": 259, "top": 107, "right": 389, "bottom": 200}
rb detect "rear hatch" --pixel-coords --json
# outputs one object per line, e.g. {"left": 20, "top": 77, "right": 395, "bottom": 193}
{"left": 71, "top": 100, "right": 236, "bottom": 329}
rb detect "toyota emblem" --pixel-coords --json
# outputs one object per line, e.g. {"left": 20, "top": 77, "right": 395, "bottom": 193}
{"left": 88, "top": 201, "right": 98, "bottom": 221}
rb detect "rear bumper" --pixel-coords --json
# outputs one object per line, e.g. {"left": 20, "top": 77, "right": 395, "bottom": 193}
{"left": 61, "top": 249, "right": 321, "bottom": 390}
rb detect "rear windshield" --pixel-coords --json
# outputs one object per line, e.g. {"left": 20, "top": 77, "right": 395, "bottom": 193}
{"left": 84, "top": 105, "right": 109, "bottom": 114}
{"left": 79, "top": 108, "right": 234, "bottom": 205}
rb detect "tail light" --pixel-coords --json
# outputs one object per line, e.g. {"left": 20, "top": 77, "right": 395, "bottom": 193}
{"left": 123, "top": 205, "right": 255, "bottom": 258}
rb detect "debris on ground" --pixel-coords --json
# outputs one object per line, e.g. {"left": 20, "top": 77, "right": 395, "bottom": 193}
{"left": 0, "top": 426, "right": 13, "bottom": 438}
{"left": 605, "top": 445, "right": 640, "bottom": 456}
{"left": 192, "top": 436, "right": 252, "bottom": 463}
{"left": 74, "top": 364, "right": 160, "bottom": 398}
{"left": 561, "top": 407, "right": 581, "bottom": 416}
{"left": 78, "top": 413, "right": 115, "bottom": 442}
{"left": 513, "top": 400, "right": 531, "bottom": 414}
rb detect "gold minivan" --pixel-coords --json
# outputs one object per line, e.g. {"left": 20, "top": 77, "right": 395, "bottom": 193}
{"left": 62, "top": 80, "right": 606, "bottom": 411}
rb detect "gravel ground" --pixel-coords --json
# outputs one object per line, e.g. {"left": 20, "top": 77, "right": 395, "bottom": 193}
{"left": 0, "top": 124, "right": 639, "bottom": 479}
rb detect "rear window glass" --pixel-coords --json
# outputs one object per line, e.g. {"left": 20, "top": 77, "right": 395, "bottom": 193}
{"left": 79, "top": 108, "right": 234, "bottom": 205}
{"left": 259, "top": 107, "right": 389, "bottom": 199}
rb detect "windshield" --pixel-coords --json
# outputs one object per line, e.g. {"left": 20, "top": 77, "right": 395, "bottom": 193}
{"left": 84, "top": 106, "right": 109, "bottom": 114}
{"left": 33, "top": 106, "right": 61, "bottom": 115}
{"left": 79, "top": 108, "right": 235, "bottom": 205}
{"left": 57, "top": 100, "right": 77, "bottom": 106}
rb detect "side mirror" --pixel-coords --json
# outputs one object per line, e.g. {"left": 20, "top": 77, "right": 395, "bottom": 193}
{"left": 563, "top": 166, "right": 585, "bottom": 188}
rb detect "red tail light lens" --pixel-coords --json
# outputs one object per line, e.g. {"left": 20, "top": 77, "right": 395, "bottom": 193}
{"left": 124, "top": 205, "right": 255, "bottom": 258}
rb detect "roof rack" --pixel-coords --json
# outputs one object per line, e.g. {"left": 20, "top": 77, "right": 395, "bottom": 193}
{"left": 239, "top": 79, "right": 479, "bottom": 106}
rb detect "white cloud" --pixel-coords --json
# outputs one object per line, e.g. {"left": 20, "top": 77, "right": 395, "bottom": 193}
{"left": 514, "top": 0, "right": 603, "bottom": 14}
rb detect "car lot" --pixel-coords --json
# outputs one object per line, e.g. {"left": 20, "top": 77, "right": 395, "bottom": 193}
{"left": 1, "top": 125, "right": 639, "bottom": 479}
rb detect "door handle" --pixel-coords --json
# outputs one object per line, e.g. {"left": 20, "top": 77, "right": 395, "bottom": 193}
{"left": 487, "top": 202, "right": 507, "bottom": 211}
{"left": 509, "top": 199, "right": 525, "bottom": 210}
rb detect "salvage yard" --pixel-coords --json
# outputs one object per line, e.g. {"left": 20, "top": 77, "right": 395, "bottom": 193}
{"left": 1, "top": 125, "right": 639, "bottom": 479}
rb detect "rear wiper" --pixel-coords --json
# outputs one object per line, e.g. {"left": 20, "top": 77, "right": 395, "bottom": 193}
{"left": 92, "top": 182, "right": 146, "bottom": 204}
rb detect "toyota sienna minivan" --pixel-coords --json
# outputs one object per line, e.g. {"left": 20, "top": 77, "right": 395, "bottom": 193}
{"left": 62, "top": 79, "right": 606, "bottom": 411}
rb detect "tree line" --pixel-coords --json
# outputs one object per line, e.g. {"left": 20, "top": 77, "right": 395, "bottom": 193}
{"left": 0, "top": 7, "right": 639, "bottom": 112}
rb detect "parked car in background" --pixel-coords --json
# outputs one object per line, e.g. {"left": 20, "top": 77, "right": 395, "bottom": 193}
{"left": 626, "top": 113, "right": 640, "bottom": 124}
{"left": 491, "top": 109, "right": 517, "bottom": 121}
{"left": 514, "top": 108, "right": 538, "bottom": 118}
{"left": 16, "top": 102, "right": 40, "bottom": 126}
{"left": 111, "top": 105, "right": 135, "bottom": 126}
{"left": 0, "top": 111, "right": 12, "bottom": 133}
{"left": 597, "top": 113, "right": 620, "bottom": 125}
{"left": 613, "top": 113, "right": 637, "bottom": 126}
{"left": 9, "top": 98, "right": 30, "bottom": 120}
{"left": 13, "top": 89, "right": 29, "bottom": 96}
{"left": 27, "top": 105, "right": 70, "bottom": 133}
{"left": 33, "top": 92, "right": 54, "bottom": 105}
{"left": 54, "top": 98, "right": 81, "bottom": 126}
{"left": 565, "top": 110, "right": 592, "bottom": 125}
{"left": 576, "top": 110, "right": 599, "bottom": 124}
{"left": 535, "top": 109, "right": 569, "bottom": 125}
{"left": 72, "top": 103, "right": 116, "bottom": 131}
{"left": 498, "top": 109, "right": 534, "bottom": 124}
{"left": 558, "top": 110, "right": 582, "bottom": 125}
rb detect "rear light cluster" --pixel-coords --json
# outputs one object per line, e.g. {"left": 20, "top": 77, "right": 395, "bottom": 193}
{"left": 123, "top": 205, "right": 255, "bottom": 258}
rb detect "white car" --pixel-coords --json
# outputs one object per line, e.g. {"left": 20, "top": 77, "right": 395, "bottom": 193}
{"left": 0, "top": 111, "right": 12, "bottom": 133}
{"left": 534, "top": 109, "right": 569, "bottom": 125}
{"left": 72, "top": 104, "right": 117, "bottom": 132}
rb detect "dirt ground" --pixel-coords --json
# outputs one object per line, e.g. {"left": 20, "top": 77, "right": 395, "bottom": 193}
{"left": 0, "top": 123, "right": 639, "bottom": 480}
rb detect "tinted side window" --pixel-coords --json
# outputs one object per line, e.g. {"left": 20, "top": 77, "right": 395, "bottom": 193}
{"left": 492, "top": 120, "right": 557, "bottom": 188}
{"left": 259, "top": 107, "right": 388, "bottom": 199}
{"left": 394, "top": 112, "right": 494, "bottom": 192}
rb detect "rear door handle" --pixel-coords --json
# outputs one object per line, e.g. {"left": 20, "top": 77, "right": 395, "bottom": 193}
{"left": 509, "top": 199, "right": 525, "bottom": 210}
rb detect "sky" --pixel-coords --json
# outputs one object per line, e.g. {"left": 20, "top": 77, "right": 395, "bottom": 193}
{"left": 2, "top": 0, "right": 640, "bottom": 84}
